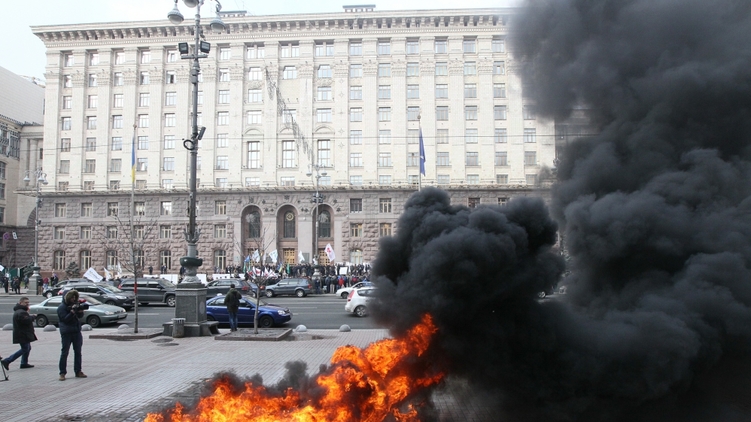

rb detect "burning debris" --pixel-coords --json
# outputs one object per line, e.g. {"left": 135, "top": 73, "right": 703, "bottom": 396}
{"left": 144, "top": 314, "right": 444, "bottom": 421}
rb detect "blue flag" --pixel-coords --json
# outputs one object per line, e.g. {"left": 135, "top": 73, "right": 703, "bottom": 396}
{"left": 419, "top": 127, "right": 426, "bottom": 176}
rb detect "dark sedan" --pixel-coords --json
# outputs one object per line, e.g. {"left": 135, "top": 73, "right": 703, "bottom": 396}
{"left": 205, "top": 296, "right": 291, "bottom": 328}
{"left": 206, "top": 279, "right": 259, "bottom": 297}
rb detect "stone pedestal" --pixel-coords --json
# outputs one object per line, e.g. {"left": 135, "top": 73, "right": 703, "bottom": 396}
{"left": 173, "top": 282, "right": 215, "bottom": 337}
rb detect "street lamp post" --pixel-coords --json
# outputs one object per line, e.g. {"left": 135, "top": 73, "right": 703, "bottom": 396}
{"left": 167, "top": 0, "right": 226, "bottom": 336}
{"left": 306, "top": 165, "right": 327, "bottom": 265}
{"left": 23, "top": 169, "right": 48, "bottom": 295}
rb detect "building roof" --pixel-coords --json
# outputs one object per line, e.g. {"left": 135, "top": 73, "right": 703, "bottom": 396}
{"left": 0, "top": 66, "right": 45, "bottom": 126}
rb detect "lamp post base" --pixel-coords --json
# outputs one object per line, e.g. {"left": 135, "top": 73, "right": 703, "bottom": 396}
{"left": 171, "top": 256, "right": 212, "bottom": 336}
{"left": 29, "top": 265, "right": 41, "bottom": 296}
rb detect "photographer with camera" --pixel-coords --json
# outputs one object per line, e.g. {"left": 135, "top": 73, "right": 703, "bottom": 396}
{"left": 57, "top": 289, "right": 88, "bottom": 381}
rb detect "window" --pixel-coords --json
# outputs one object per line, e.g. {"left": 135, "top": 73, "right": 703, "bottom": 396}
{"left": 214, "top": 224, "right": 227, "bottom": 238}
{"left": 214, "top": 250, "right": 227, "bottom": 270}
{"left": 113, "top": 115, "right": 123, "bottom": 129}
{"left": 350, "top": 64, "right": 363, "bottom": 78}
{"left": 464, "top": 62, "right": 477, "bottom": 75}
{"left": 164, "top": 135, "right": 175, "bottom": 150}
{"left": 407, "top": 107, "right": 420, "bottom": 121}
{"left": 379, "top": 198, "right": 392, "bottom": 213}
{"left": 54, "top": 251, "right": 66, "bottom": 271}
{"left": 140, "top": 50, "right": 151, "bottom": 63}
{"left": 350, "top": 86, "right": 362, "bottom": 100}
{"left": 83, "top": 181, "right": 94, "bottom": 191}
{"left": 248, "top": 67, "right": 262, "bottom": 80}
{"left": 523, "top": 106, "right": 537, "bottom": 120}
{"left": 197, "top": 92, "right": 203, "bottom": 105}
{"left": 317, "top": 65, "right": 332, "bottom": 78}
{"left": 218, "top": 90, "right": 230, "bottom": 104}
{"left": 378, "top": 85, "right": 391, "bottom": 100}
{"left": 350, "top": 130, "right": 362, "bottom": 145}
{"left": 63, "top": 75, "right": 72, "bottom": 88}
{"left": 166, "top": 49, "right": 177, "bottom": 62}
{"left": 59, "top": 160, "right": 70, "bottom": 174}
{"left": 379, "top": 223, "right": 392, "bottom": 237}
{"left": 317, "top": 140, "right": 331, "bottom": 167}
{"left": 378, "top": 63, "right": 391, "bottom": 77}
{"left": 468, "top": 198, "right": 481, "bottom": 208}
{"left": 81, "top": 203, "right": 92, "bottom": 217}
{"left": 526, "top": 174, "right": 538, "bottom": 186}
{"left": 140, "top": 71, "right": 149, "bottom": 85}
{"left": 492, "top": 37, "right": 506, "bottom": 53}
{"left": 162, "top": 179, "right": 173, "bottom": 189}
{"left": 161, "top": 201, "right": 172, "bottom": 216}
{"left": 246, "top": 43, "right": 265, "bottom": 59}
{"left": 165, "top": 71, "right": 176, "bottom": 84}
{"left": 317, "top": 108, "right": 332, "bottom": 123}
{"left": 248, "top": 89, "right": 262, "bottom": 103}
{"left": 247, "top": 141, "right": 260, "bottom": 168}
{"left": 80, "top": 227, "right": 92, "bottom": 240}
{"left": 106, "top": 250, "right": 118, "bottom": 269}
{"left": 379, "top": 175, "right": 392, "bottom": 185}
{"left": 524, "top": 151, "right": 537, "bottom": 166}
{"left": 112, "top": 94, "right": 124, "bottom": 108}
{"left": 467, "top": 174, "right": 480, "bottom": 185}
{"left": 106, "top": 226, "right": 118, "bottom": 239}
{"left": 350, "top": 153, "right": 363, "bottom": 167}
{"left": 463, "top": 38, "right": 476, "bottom": 53}
{"left": 437, "top": 152, "right": 450, "bottom": 166}
{"left": 136, "top": 158, "right": 148, "bottom": 171}
{"left": 524, "top": 128, "right": 537, "bottom": 143}
{"left": 350, "top": 198, "right": 362, "bottom": 213}
{"left": 493, "top": 61, "right": 506, "bottom": 75}
{"left": 437, "top": 174, "right": 450, "bottom": 185}
{"left": 282, "top": 109, "right": 296, "bottom": 124}
{"left": 160, "top": 250, "right": 172, "bottom": 270}
{"left": 63, "top": 53, "right": 74, "bottom": 66}
{"left": 494, "top": 105, "right": 507, "bottom": 120}
{"left": 217, "top": 111, "right": 229, "bottom": 125}
{"left": 350, "top": 107, "right": 363, "bottom": 122}
{"left": 465, "top": 129, "right": 478, "bottom": 144}
{"left": 407, "top": 62, "right": 419, "bottom": 76}
{"left": 138, "top": 136, "right": 149, "bottom": 150}
{"left": 110, "top": 180, "right": 121, "bottom": 190}
{"left": 465, "top": 84, "right": 477, "bottom": 99}
{"left": 379, "top": 130, "right": 391, "bottom": 144}
{"left": 282, "top": 140, "right": 296, "bottom": 168}
{"left": 494, "top": 83, "right": 507, "bottom": 98}
{"left": 495, "top": 128, "right": 508, "bottom": 143}
{"left": 378, "top": 152, "right": 392, "bottom": 167}
{"left": 219, "top": 47, "right": 231, "bottom": 60}
{"left": 134, "top": 202, "right": 145, "bottom": 216}
{"left": 379, "top": 107, "right": 391, "bottom": 122}
{"left": 163, "top": 157, "right": 175, "bottom": 171}
{"left": 435, "top": 62, "right": 448, "bottom": 76}
{"left": 215, "top": 200, "right": 227, "bottom": 215}
{"left": 377, "top": 40, "right": 391, "bottom": 55}
{"left": 88, "top": 74, "right": 98, "bottom": 87}
{"left": 495, "top": 151, "right": 508, "bottom": 166}
{"left": 408, "top": 129, "right": 420, "bottom": 144}
{"left": 0, "top": 163, "right": 4, "bottom": 180}
{"left": 317, "top": 86, "right": 332, "bottom": 101}
{"left": 133, "top": 225, "right": 145, "bottom": 240}
{"left": 87, "top": 117, "right": 97, "bottom": 130}
{"left": 436, "top": 106, "right": 449, "bottom": 121}
{"left": 407, "top": 85, "right": 419, "bottom": 99}
{"left": 245, "top": 177, "right": 260, "bottom": 187}
{"left": 283, "top": 66, "right": 297, "bottom": 79}
{"left": 63, "top": 96, "right": 72, "bottom": 109}
{"left": 55, "top": 203, "right": 67, "bottom": 217}
{"left": 219, "top": 69, "right": 230, "bottom": 82}
{"left": 216, "top": 156, "right": 229, "bottom": 170}
{"left": 138, "top": 114, "right": 149, "bottom": 127}
{"left": 283, "top": 211, "right": 296, "bottom": 238}
{"left": 280, "top": 42, "right": 300, "bottom": 58}
{"left": 351, "top": 223, "right": 363, "bottom": 237}
{"left": 61, "top": 117, "right": 71, "bottom": 131}
{"left": 436, "top": 84, "right": 448, "bottom": 99}
{"left": 318, "top": 210, "right": 331, "bottom": 238}
{"left": 160, "top": 225, "right": 172, "bottom": 239}
{"left": 107, "top": 202, "right": 119, "bottom": 217}
{"left": 163, "top": 113, "right": 176, "bottom": 127}
{"left": 435, "top": 39, "right": 448, "bottom": 54}
{"left": 349, "top": 41, "right": 362, "bottom": 56}
{"left": 113, "top": 72, "right": 123, "bottom": 86}
{"left": 465, "top": 106, "right": 478, "bottom": 120}
{"left": 406, "top": 39, "right": 419, "bottom": 54}
{"left": 85, "top": 138, "right": 98, "bottom": 153}
{"left": 466, "top": 152, "right": 479, "bottom": 166}
{"left": 350, "top": 175, "right": 363, "bottom": 186}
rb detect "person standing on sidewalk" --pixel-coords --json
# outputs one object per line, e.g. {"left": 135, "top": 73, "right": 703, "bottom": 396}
{"left": 57, "top": 290, "right": 87, "bottom": 381}
{"left": 225, "top": 284, "right": 242, "bottom": 332}
{"left": 1, "top": 296, "right": 38, "bottom": 371}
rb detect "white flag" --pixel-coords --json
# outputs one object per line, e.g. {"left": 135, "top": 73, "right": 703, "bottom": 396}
{"left": 0, "top": 263, "right": 5, "bottom": 272}
{"left": 251, "top": 249, "right": 260, "bottom": 262}
{"left": 103, "top": 268, "right": 112, "bottom": 280}
{"left": 269, "top": 250, "right": 278, "bottom": 264}
{"left": 83, "top": 267, "right": 102, "bottom": 282}
{"left": 298, "top": 251, "right": 305, "bottom": 263}
{"left": 325, "top": 243, "right": 336, "bottom": 262}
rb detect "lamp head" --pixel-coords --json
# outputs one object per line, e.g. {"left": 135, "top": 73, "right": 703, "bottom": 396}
{"left": 210, "top": 17, "right": 226, "bottom": 33}
{"left": 321, "top": 172, "right": 328, "bottom": 177}
{"left": 182, "top": 0, "right": 200, "bottom": 7}
{"left": 178, "top": 42, "right": 190, "bottom": 55}
{"left": 23, "top": 174, "right": 31, "bottom": 183}
{"left": 306, "top": 172, "right": 312, "bottom": 177}
{"left": 167, "top": 2, "right": 184, "bottom": 25}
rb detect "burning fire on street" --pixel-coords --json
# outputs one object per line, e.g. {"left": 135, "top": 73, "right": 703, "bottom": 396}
{"left": 144, "top": 314, "right": 443, "bottom": 422}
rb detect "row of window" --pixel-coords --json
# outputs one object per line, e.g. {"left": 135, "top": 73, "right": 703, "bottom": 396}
{"left": 51, "top": 249, "right": 175, "bottom": 272}
{"left": 62, "top": 38, "right": 505, "bottom": 67}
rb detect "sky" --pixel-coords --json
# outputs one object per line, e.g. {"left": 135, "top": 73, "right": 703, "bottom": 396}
{"left": 1, "top": 0, "right": 517, "bottom": 81}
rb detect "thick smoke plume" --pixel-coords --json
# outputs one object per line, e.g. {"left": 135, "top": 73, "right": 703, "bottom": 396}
{"left": 371, "top": 1, "right": 751, "bottom": 420}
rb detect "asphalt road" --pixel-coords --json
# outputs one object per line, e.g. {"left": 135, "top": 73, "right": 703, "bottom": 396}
{"left": 0, "top": 293, "right": 381, "bottom": 330}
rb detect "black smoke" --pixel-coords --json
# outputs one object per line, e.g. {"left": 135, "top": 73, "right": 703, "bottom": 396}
{"left": 370, "top": 1, "right": 751, "bottom": 420}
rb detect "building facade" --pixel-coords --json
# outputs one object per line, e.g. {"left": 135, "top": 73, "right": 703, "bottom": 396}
{"left": 29, "top": 6, "right": 555, "bottom": 274}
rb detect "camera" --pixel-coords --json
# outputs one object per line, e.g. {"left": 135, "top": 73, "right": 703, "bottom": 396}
{"left": 71, "top": 303, "right": 90, "bottom": 310}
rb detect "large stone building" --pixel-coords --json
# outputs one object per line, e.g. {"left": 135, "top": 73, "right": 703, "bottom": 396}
{"left": 28, "top": 5, "right": 555, "bottom": 275}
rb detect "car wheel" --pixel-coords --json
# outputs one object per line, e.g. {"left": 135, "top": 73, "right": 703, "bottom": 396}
{"left": 45, "top": 292, "right": 53, "bottom": 298}
{"left": 537, "top": 291, "right": 547, "bottom": 299}
{"left": 139, "top": 302, "right": 149, "bottom": 306}
{"left": 86, "top": 315, "right": 101, "bottom": 328}
{"left": 354, "top": 305, "right": 367, "bottom": 317}
{"left": 105, "top": 300, "right": 116, "bottom": 306}
{"left": 206, "top": 315, "right": 216, "bottom": 321}
{"left": 340, "top": 291, "right": 349, "bottom": 299}
{"left": 295, "top": 289, "right": 306, "bottom": 298}
{"left": 35, "top": 315, "right": 49, "bottom": 327}
{"left": 259, "top": 315, "right": 273, "bottom": 328}
{"left": 166, "top": 295, "right": 176, "bottom": 307}
{"left": 265, "top": 290, "right": 274, "bottom": 298}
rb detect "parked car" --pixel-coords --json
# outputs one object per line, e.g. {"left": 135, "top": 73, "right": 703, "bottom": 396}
{"left": 29, "top": 294, "right": 128, "bottom": 328}
{"left": 206, "top": 279, "right": 259, "bottom": 297}
{"left": 43, "top": 282, "right": 67, "bottom": 298}
{"left": 205, "top": 295, "right": 291, "bottom": 328}
{"left": 264, "top": 278, "right": 312, "bottom": 298}
{"left": 345, "top": 287, "right": 377, "bottom": 317}
{"left": 336, "top": 281, "right": 374, "bottom": 299}
{"left": 118, "top": 278, "right": 177, "bottom": 307}
{"left": 58, "top": 282, "right": 135, "bottom": 310}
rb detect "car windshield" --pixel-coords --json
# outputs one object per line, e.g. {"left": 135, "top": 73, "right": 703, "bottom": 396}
{"left": 101, "top": 285, "right": 125, "bottom": 293}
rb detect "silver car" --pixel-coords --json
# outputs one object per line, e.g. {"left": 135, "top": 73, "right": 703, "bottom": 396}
{"left": 29, "top": 295, "right": 128, "bottom": 328}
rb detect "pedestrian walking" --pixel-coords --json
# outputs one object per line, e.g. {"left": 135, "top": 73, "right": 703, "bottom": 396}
{"left": 225, "top": 284, "right": 242, "bottom": 332}
{"left": 1, "top": 296, "right": 38, "bottom": 371}
{"left": 57, "top": 290, "right": 87, "bottom": 381}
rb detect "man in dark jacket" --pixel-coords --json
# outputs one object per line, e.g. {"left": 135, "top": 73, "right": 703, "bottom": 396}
{"left": 1, "top": 296, "right": 37, "bottom": 370}
{"left": 225, "top": 284, "right": 242, "bottom": 332}
{"left": 57, "top": 289, "right": 87, "bottom": 381}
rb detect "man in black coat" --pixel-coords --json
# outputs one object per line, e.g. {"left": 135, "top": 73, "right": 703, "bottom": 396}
{"left": 1, "top": 296, "right": 38, "bottom": 370}
{"left": 57, "top": 289, "right": 87, "bottom": 381}
{"left": 225, "top": 284, "right": 242, "bottom": 332}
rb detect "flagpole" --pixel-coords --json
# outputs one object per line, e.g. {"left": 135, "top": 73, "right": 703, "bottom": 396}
{"left": 130, "top": 123, "right": 139, "bottom": 333}
{"left": 418, "top": 114, "right": 425, "bottom": 191}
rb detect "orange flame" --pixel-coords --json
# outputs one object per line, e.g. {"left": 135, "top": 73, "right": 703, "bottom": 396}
{"left": 145, "top": 314, "right": 443, "bottom": 422}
